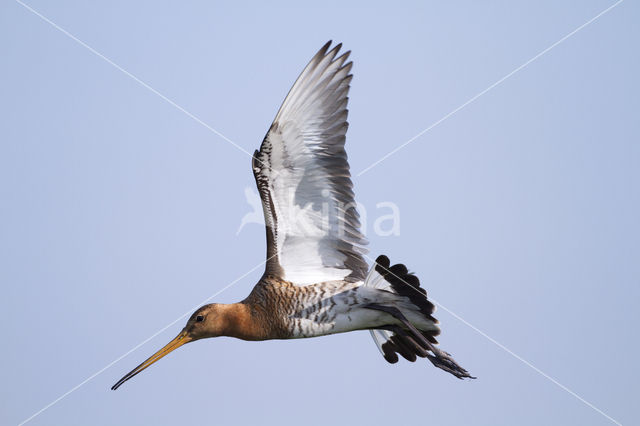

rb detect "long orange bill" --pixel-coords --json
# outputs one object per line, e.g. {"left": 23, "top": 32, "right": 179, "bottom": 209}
{"left": 111, "top": 330, "right": 192, "bottom": 390}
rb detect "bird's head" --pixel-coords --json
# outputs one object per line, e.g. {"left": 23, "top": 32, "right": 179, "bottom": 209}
{"left": 183, "top": 303, "right": 227, "bottom": 339}
{"left": 111, "top": 303, "right": 231, "bottom": 390}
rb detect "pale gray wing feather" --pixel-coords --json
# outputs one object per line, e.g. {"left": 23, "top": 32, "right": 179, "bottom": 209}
{"left": 252, "top": 42, "right": 368, "bottom": 285}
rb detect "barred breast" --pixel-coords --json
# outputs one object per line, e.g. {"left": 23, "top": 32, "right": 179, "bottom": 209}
{"left": 243, "top": 276, "right": 372, "bottom": 339}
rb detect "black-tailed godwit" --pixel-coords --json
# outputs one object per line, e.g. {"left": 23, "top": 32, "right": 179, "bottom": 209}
{"left": 112, "top": 41, "right": 474, "bottom": 390}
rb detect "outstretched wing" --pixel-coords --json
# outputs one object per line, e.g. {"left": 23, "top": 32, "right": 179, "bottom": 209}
{"left": 252, "top": 41, "right": 368, "bottom": 286}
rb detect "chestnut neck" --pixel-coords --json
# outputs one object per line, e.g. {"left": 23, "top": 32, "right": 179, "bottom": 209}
{"left": 216, "top": 303, "right": 266, "bottom": 341}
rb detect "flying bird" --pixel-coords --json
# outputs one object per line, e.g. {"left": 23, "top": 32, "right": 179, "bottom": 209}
{"left": 112, "top": 41, "right": 473, "bottom": 390}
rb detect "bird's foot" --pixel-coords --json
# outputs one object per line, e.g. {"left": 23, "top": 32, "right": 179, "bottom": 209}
{"left": 425, "top": 346, "right": 476, "bottom": 379}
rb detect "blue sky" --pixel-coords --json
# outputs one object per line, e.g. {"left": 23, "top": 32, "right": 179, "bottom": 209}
{"left": 1, "top": 1, "right": 638, "bottom": 425}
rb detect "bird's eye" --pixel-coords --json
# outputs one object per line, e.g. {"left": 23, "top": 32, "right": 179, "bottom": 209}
{"left": 195, "top": 315, "right": 204, "bottom": 322}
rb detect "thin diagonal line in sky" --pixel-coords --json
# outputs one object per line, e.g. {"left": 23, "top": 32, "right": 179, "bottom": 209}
{"left": 17, "top": 256, "right": 272, "bottom": 425}
{"left": 432, "top": 299, "right": 623, "bottom": 426}
{"left": 364, "top": 254, "right": 622, "bottom": 426}
{"left": 13, "top": 1, "right": 625, "bottom": 425}
{"left": 14, "top": 0, "right": 254, "bottom": 161}
{"left": 357, "top": 0, "right": 624, "bottom": 177}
